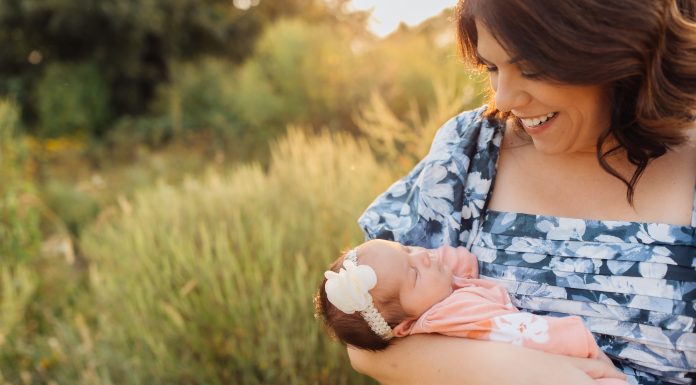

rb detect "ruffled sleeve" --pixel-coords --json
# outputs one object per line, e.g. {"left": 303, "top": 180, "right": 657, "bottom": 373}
{"left": 358, "top": 106, "right": 503, "bottom": 248}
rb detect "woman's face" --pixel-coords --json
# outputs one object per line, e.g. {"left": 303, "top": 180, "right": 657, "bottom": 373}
{"left": 475, "top": 20, "right": 611, "bottom": 154}
{"left": 359, "top": 240, "right": 453, "bottom": 318}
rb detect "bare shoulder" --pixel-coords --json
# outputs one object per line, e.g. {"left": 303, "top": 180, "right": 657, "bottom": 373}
{"left": 667, "top": 126, "right": 696, "bottom": 169}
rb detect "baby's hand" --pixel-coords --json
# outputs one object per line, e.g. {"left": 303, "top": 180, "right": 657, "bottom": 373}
{"left": 597, "top": 350, "right": 618, "bottom": 367}
{"left": 570, "top": 353, "right": 627, "bottom": 381}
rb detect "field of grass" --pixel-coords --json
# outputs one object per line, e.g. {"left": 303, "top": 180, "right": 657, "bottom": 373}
{"left": 19, "top": 128, "right": 388, "bottom": 384}
{"left": 0, "top": 11, "right": 482, "bottom": 379}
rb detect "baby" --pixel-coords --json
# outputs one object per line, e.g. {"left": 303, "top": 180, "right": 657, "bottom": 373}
{"left": 315, "top": 239, "right": 628, "bottom": 385}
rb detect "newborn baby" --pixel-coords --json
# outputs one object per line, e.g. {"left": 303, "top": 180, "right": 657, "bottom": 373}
{"left": 315, "top": 239, "right": 628, "bottom": 385}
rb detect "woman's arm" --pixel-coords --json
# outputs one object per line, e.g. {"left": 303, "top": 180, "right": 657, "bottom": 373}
{"left": 348, "top": 334, "right": 626, "bottom": 385}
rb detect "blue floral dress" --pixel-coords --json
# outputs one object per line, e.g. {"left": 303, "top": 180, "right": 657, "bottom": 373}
{"left": 358, "top": 106, "right": 696, "bottom": 385}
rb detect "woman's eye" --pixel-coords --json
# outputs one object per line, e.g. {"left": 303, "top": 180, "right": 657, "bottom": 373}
{"left": 475, "top": 58, "right": 497, "bottom": 74}
{"left": 520, "top": 70, "right": 541, "bottom": 79}
{"left": 517, "top": 63, "right": 542, "bottom": 79}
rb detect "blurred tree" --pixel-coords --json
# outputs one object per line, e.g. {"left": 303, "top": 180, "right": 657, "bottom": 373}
{"left": 35, "top": 62, "right": 110, "bottom": 137}
{"left": 0, "top": 0, "right": 366, "bottom": 136}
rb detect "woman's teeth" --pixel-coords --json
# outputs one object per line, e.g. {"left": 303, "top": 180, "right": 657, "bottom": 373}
{"left": 521, "top": 112, "right": 556, "bottom": 128}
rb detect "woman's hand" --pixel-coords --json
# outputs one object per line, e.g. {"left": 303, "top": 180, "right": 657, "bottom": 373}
{"left": 348, "top": 335, "right": 626, "bottom": 385}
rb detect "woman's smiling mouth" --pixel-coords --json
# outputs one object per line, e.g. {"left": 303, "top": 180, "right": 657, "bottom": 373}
{"left": 519, "top": 112, "right": 557, "bottom": 128}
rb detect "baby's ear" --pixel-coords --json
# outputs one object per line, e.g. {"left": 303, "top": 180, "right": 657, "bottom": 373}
{"left": 392, "top": 320, "right": 415, "bottom": 337}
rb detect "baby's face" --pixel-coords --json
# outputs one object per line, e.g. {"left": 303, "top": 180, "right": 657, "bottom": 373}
{"left": 359, "top": 239, "right": 453, "bottom": 318}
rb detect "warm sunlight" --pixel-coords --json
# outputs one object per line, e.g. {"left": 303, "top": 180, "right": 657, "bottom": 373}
{"left": 348, "top": 0, "right": 459, "bottom": 37}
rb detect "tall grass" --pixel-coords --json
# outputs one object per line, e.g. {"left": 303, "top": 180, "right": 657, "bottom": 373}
{"left": 81, "top": 129, "right": 393, "bottom": 384}
{"left": 0, "top": 99, "right": 40, "bottom": 263}
{"left": 0, "top": 99, "right": 38, "bottom": 352}
{"left": 354, "top": 77, "right": 479, "bottom": 174}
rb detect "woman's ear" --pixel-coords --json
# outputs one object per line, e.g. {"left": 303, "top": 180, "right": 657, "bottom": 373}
{"left": 392, "top": 320, "right": 415, "bottom": 337}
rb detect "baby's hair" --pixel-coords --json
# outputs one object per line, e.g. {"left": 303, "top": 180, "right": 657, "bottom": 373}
{"left": 314, "top": 249, "right": 403, "bottom": 351}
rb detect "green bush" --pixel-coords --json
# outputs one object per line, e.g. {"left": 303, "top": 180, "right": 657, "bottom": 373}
{"left": 354, "top": 77, "right": 483, "bottom": 174}
{"left": 35, "top": 62, "right": 110, "bottom": 137}
{"left": 363, "top": 32, "right": 464, "bottom": 117}
{"left": 115, "top": 57, "right": 265, "bottom": 159}
{"left": 123, "top": 57, "right": 243, "bottom": 149}
{"left": 0, "top": 100, "right": 62, "bottom": 385}
{"left": 0, "top": 99, "right": 41, "bottom": 263}
{"left": 150, "top": 58, "right": 242, "bottom": 136}
{"left": 134, "top": 19, "right": 373, "bottom": 158}
{"left": 232, "top": 19, "right": 370, "bottom": 135}
{"left": 109, "top": 114, "right": 175, "bottom": 148}
{"left": 110, "top": 15, "right": 481, "bottom": 164}
{"left": 41, "top": 180, "right": 100, "bottom": 237}
{"left": 81, "top": 128, "right": 393, "bottom": 384}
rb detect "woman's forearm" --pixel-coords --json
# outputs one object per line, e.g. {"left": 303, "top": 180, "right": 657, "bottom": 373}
{"left": 348, "top": 334, "right": 624, "bottom": 385}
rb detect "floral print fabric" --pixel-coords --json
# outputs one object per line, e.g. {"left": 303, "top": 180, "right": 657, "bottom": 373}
{"left": 358, "top": 106, "right": 696, "bottom": 385}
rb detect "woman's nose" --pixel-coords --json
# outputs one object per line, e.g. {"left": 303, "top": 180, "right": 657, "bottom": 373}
{"left": 492, "top": 72, "right": 531, "bottom": 113}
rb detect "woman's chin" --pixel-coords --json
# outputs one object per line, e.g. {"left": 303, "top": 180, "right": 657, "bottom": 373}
{"left": 528, "top": 137, "right": 560, "bottom": 154}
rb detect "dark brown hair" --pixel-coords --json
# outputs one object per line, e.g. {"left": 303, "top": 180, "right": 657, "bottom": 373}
{"left": 314, "top": 250, "right": 404, "bottom": 351}
{"left": 455, "top": 0, "right": 696, "bottom": 203}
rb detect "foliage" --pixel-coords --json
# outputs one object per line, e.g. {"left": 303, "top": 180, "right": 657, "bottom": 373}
{"left": 0, "top": 101, "right": 40, "bottom": 377}
{"left": 357, "top": 15, "right": 473, "bottom": 120}
{"left": 0, "top": 5, "right": 490, "bottom": 383}
{"left": 35, "top": 62, "right": 110, "bottom": 138}
{"left": 0, "top": 99, "right": 63, "bottom": 385}
{"left": 228, "top": 13, "right": 480, "bottom": 145}
{"left": 0, "top": 264, "right": 38, "bottom": 368}
{"left": 129, "top": 18, "right": 375, "bottom": 160}
{"left": 0, "top": 99, "right": 40, "bottom": 263}
{"left": 231, "top": 19, "right": 370, "bottom": 134}
{"left": 40, "top": 180, "right": 100, "bottom": 238}
{"left": 0, "top": 0, "right": 366, "bottom": 129}
{"left": 355, "top": 76, "right": 484, "bottom": 174}
{"left": 81, "top": 129, "right": 392, "bottom": 384}
{"left": 109, "top": 17, "right": 373, "bottom": 159}
{"left": 135, "top": 58, "right": 243, "bottom": 147}
{"left": 2, "top": 0, "right": 255, "bottom": 119}
{"left": 0, "top": 256, "right": 90, "bottom": 385}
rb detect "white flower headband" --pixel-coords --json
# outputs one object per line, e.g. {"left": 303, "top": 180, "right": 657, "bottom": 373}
{"left": 324, "top": 247, "right": 394, "bottom": 340}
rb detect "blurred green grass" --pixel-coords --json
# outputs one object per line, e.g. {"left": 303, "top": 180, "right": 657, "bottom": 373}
{"left": 79, "top": 129, "right": 392, "bottom": 384}
{"left": 0, "top": 11, "right": 484, "bottom": 384}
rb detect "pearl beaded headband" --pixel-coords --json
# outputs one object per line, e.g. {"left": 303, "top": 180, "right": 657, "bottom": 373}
{"left": 323, "top": 247, "right": 394, "bottom": 340}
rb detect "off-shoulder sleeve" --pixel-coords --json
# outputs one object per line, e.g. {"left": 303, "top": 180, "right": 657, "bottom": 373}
{"left": 358, "top": 106, "right": 503, "bottom": 248}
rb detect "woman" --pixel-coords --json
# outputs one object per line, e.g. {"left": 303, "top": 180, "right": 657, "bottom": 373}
{"left": 350, "top": 1, "right": 696, "bottom": 384}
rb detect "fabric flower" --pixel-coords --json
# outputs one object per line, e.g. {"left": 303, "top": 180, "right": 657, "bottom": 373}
{"left": 416, "top": 164, "right": 454, "bottom": 221}
{"left": 489, "top": 313, "right": 550, "bottom": 345}
{"left": 324, "top": 261, "right": 377, "bottom": 314}
{"left": 635, "top": 224, "right": 676, "bottom": 244}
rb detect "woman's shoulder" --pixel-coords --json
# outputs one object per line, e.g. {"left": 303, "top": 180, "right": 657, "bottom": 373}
{"left": 358, "top": 106, "right": 504, "bottom": 247}
{"left": 419, "top": 106, "right": 503, "bottom": 178}
{"left": 429, "top": 106, "right": 501, "bottom": 154}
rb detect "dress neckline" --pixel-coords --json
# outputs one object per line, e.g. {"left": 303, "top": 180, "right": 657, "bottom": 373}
{"left": 484, "top": 207, "right": 696, "bottom": 230}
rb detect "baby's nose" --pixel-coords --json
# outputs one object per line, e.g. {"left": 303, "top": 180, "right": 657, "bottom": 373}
{"left": 409, "top": 251, "right": 431, "bottom": 268}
